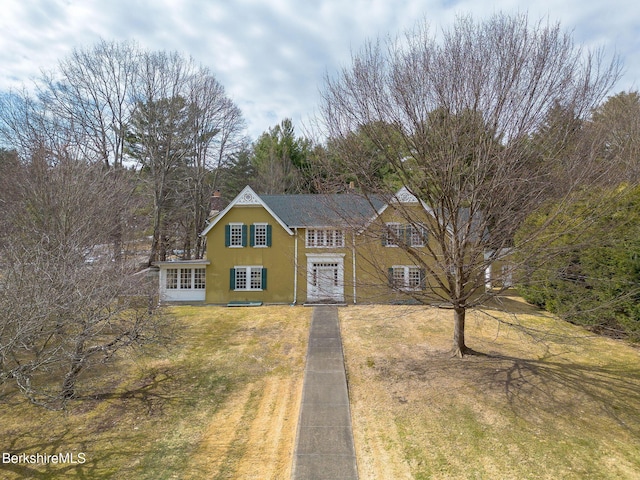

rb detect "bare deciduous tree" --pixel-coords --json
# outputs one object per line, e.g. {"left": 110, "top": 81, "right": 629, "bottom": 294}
{"left": 319, "top": 13, "right": 622, "bottom": 356}
{"left": 39, "top": 39, "right": 139, "bottom": 169}
{"left": 0, "top": 154, "right": 165, "bottom": 409}
{"left": 128, "top": 51, "right": 245, "bottom": 264}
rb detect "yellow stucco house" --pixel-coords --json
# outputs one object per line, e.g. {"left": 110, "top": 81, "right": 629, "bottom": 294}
{"left": 154, "top": 185, "right": 507, "bottom": 305}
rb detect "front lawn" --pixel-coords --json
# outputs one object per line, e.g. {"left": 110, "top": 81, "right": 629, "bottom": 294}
{"left": 0, "top": 305, "right": 310, "bottom": 479}
{"left": 341, "top": 298, "right": 640, "bottom": 479}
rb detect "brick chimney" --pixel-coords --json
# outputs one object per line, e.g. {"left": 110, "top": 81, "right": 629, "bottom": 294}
{"left": 209, "top": 189, "right": 226, "bottom": 217}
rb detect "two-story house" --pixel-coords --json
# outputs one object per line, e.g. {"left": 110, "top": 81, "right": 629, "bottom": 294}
{"left": 155, "top": 185, "right": 509, "bottom": 305}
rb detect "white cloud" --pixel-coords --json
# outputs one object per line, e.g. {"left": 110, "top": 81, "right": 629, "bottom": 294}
{"left": 1, "top": 0, "right": 639, "bottom": 139}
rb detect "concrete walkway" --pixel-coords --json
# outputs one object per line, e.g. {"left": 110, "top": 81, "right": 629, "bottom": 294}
{"left": 291, "top": 306, "right": 358, "bottom": 480}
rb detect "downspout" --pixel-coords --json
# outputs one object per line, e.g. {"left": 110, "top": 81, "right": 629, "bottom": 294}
{"left": 293, "top": 227, "right": 298, "bottom": 305}
{"left": 352, "top": 231, "right": 357, "bottom": 304}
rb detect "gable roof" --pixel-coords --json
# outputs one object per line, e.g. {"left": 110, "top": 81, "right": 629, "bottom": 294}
{"left": 261, "top": 193, "right": 385, "bottom": 228}
{"left": 201, "top": 185, "right": 445, "bottom": 237}
{"left": 200, "top": 185, "right": 294, "bottom": 237}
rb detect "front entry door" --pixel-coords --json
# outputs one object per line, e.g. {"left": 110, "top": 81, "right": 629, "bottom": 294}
{"left": 307, "top": 257, "right": 344, "bottom": 303}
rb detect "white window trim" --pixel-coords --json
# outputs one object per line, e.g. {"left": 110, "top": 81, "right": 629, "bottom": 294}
{"left": 306, "top": 228, "right": 345, "bottom": 248}
{"left": 391, "top": 265, "right": 423, "bottom": 291}
{"left": 385, "top": 223, "right": 402, "bottom": 247}
{"left": 166, "top": 268, "right": 178, "bottom": 289}
{"left": 229, "top": 222, "right": 244, "bottom": 248}
{"left": 253, "top": 222, "right": 269, "bottom": 248}
{"left": 233, "top": 265, "right": 264, "bottom": 291}
{"left": 408, "top": 223, "right": 427, "bottom": 247}
{"left": 166, "top": 267, "right": 206, "bottom": 290}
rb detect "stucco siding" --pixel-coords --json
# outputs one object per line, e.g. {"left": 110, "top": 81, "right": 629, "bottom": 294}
{"left": 205, "top": 206, "right": 295, "bottom": 304}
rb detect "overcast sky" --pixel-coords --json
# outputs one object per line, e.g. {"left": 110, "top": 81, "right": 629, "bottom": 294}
{"left": 2, "top": 0, "right": 639, "bottom": 140}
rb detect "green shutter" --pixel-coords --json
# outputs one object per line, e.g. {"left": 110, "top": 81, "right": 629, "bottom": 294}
{"left": 388, "top": 267, "right": 394, "bottom": 287}
{"left": 420, "top": 268, "right": 427, "bottom": 290}
{"left": 250, "top": 224, "right": 255, "bottom": 247}
{"left": 241, "top": 224, "right": 248, "bottom": 247}
{"left": 230, "top": 268, "right": 236, "bottom": 290}
{"left": 261, "top": 268, "right": 267, "bottom": 290}
{"left": 381, "top": 227, "right": 388, "bottom": 246}
{"left": 266, "top": 225, "right": 272, "bottom": 247}
{"left": 225, "top": 225, "right": 230, "bottom": 247}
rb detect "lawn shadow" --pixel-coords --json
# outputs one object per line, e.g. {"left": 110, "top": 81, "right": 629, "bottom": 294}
{"left": 0, "top": 363, "right": 235, "bottom": 479}
{"left": 484, "top": 352, "right": 640, "bottom": 435}
{"left": 0, "top": 424, "right": 146, "bottom": 479}
{"left": 377, "top": 348, "right": 640, "bottom": 437}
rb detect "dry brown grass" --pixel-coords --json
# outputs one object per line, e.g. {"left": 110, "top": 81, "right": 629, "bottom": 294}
{"left": 341, "top": 298, "right": 640, "bottom": 479}
{"left": 0, "top": 305, "right": 310, "bottom": 479}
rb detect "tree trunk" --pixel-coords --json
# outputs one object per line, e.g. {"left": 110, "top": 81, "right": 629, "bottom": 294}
{"left": 61, "top": 343, "right": 86, "bottom": 400}
{"left": 451, "top": 306, "right": 469, "bottom": 357}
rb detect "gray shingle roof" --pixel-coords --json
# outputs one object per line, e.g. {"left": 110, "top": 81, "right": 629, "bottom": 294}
{"left": 261, "top": 193, "right": 385, "bottom": 227}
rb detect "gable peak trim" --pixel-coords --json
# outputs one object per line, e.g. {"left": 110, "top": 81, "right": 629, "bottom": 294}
{"left": 235, "top": 187, "right": 263, "bottom": 206}
{"left": 200, "top": 185, "right": 293, "bottom": 237}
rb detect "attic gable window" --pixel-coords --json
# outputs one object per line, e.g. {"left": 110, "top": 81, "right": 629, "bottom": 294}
{"left": 306, "top": 229, "right": 345, "bottom": 248}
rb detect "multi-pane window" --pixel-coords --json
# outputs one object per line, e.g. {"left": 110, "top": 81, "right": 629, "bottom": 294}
{"left": 384, "top": 223, "right": 427, "bottom": 247}
{"left": 180, "top": 269, "right": 192, "bottom": 289}
{"left": 389, "top": 266, "right": 424, "bottom": 290}
{"left": 392, "top": 266, "right": 405, "bottom": 287}
{"left": 235, "top": 268, "right": 247, "bottom": 290}
{"left": 254, "top": 224, "right": 267, "bottom": 246}
{"left": 408, "top": 224, "right": 427, "bottom": 247}
{"left": 166, "top": 268, "right": 178, "bottom": 289}
{"left": 385, "top": 223, "right": 402, "bottom": 247}
{"left": 251, "top": 223, "right": 272, "bottom": 247}
{"left": 407, "top": 267, "right": 422, "bottom": 288}
{"left": 231, "top": 266, "right": 266, "bottom": 291}
{"left": 250, "top": 268, "right": 263, "bottom": 289}
{"left": 194, "top": 268, "right": 206, "bottom": 289}
{"left": 229, "top": 224, "right": 244, "bottom": 247}
{"left": 311, "top": 263, "right": 340, "bottom": 287}
{"left": 227, "top": 223, "right": 271, "bottom": 248}
{"left": 166, "top": 267, "right": 205, "bottom": 290}
{"left": 306, "top": 229, "right": 345, "bottom": 248}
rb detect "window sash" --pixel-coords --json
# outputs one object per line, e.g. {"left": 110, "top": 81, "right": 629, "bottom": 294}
{"left": 180, "top": 268, "right": 192, "bottom": 289}
{"left": 408, "top": 224, "right": 427, "bottom": 247}
{"left": 194, "top": 268, "right": 206, "bottom": 289}
{"left": 390, "top": 266, "right": 424, "bottom": 290}
{"left": 166, "top": 268, "right": 178, "bottom": 289}
{"left": 229, "top": 224, "right": 244, "bottom": 247}
{"left": 385, "top": 223, "right": 402, "bottom": 247}
{"left": 166, "top": 267, "right": 205, "bottom": 290}
{"left": 306, "top": 229, "right": 345, "bottom": 248}
{"left": 253, "top": 224, "right": 267, "bottom": 247}
{"left": 232, "top": 266, "right": 265, "bottom": 291}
